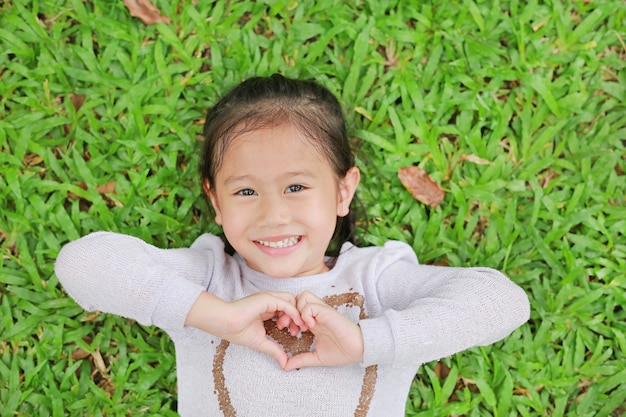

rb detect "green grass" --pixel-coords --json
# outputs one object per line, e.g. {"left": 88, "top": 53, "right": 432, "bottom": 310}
{"left": 1, "top": 0, "right": 625, "bottom": 416}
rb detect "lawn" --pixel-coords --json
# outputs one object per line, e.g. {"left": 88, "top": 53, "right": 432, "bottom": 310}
{"left": 1, "top": 0, "right": 625, "bottom": 416}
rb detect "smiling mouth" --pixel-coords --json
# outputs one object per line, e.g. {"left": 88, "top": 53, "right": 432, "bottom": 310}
{"left": 256, "top": 236, "right": 301, "bottom": 249}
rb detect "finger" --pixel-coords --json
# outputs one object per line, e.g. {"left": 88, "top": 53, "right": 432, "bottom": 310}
{"left": 284, "top": 352, "right": 320, "bottom": 371}
{"left": 296, "top": 290, "right": 322, "bottom": 306}
{"left": 299, "top": 299, "right": 330, "bottom": 329}
{"left": 289, "top": 320, "right": 305, "bottom": 336}
{"left": 296, "top": 291, "right": 324, "bottom": 328}
{"left": 271, "top": 291, "right": 298, "bottom": 306}
{"left": 256, "top": 338, "right": 289, "bottom": 369}
{"left": 259, "top": 310, "right": 280, "bottom": 322}
{"left": 275, "top": 312, "right": 293, "bottom": 329}
{"left": 275, "top": 312, "right": 308, "bottom": 335}
{"left": 265, "top": 296, "right": 304, "bottom": 327}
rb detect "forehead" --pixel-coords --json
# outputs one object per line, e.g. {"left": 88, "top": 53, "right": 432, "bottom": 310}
{"left": 216, "top": 124, "right": 334, "bottom": 179}
{"left": 229, "top": 122, "right": 305, "bottom": 147}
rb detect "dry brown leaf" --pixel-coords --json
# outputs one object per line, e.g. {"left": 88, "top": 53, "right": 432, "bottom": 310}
{"left": 96, "top": 181, "right": 116, "bottom": 195}
{"left": 123, "top": 0, "right": 171, "bottom": 25}
{"left": 433, "top": 361, "right": 451, "bottom": 379}
{"left": 92, "top": 350, "right": 107, "bottom": 373}
{"left": 460, "top": 376, "right": 477, "bottom": 387}
{"left": 23, "top": 153, "right": 44, "bottom": 167}
{"left": 513, "top": 387, "right": 532, "bottom": 398}
{"left": 81, "top": 311, "right": 101, "bottom": 322}
{"left": 69, "top": 93, "right": 86, "bottom": 111}
{"left": 459, "top": 154, "right": 493, "bottom": 165}
{"left": 397, "top": 166, "right": 445, "bottom": 208}
{"left": 72, "top": 348, "right": 91, "bottom": 361}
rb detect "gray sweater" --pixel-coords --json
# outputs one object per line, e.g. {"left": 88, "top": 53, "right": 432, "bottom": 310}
{"left": 55, "top": 232, "right": 530, "bottom": 417}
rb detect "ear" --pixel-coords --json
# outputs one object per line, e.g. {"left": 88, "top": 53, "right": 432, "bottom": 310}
{"left": 203, "top": 179, "right": 223, "bottom": 225}
{"left": 336, "top": 166, "right": 360, "bottom": 217}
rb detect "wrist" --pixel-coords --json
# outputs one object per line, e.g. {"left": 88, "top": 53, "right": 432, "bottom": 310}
{"left": 185, "top": 291, "right": 228, "bottom": 335}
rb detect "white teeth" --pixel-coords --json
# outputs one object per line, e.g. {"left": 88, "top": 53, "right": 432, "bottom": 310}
{"left": 257, "top": 236, "right": 300, "bottom": 249}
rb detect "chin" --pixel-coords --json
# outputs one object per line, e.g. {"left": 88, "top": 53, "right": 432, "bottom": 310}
{"left": 247, "top": 262, "right": 297, "bottom": 278}
{"left": 263, "top": 269, "right": 298, "bottom": 279}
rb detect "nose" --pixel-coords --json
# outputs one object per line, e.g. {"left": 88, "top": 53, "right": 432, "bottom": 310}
{"left": 257, "top": 194, "right": 291, "bottom": 226}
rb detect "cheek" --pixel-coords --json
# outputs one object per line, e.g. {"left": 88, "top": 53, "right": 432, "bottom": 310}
{"left": 220, "top": 216, "right": 238, "bottom": 235}
{"left": 220, "top": 208, "right": 248, "bottom": 238}
{"left": 309, "top": 202, "right": 340, "bottom": 237}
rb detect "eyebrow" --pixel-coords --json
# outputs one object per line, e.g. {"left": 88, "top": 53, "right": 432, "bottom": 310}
{"left": 223, "top": 170, "right": 316, "bottom": 185}
{"left": 223, "top": 175, "right": 253, "bottom": 186}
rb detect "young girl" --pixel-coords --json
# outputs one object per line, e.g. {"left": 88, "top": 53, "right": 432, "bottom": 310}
{"left": 55, "top": 74, "right": 530, "bottom": 417}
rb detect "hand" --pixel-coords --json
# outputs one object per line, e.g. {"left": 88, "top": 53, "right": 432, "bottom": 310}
{"left": 283, "top": 291, "right": 364, "bottom": 371}
{"left": 186, "top": 291, "right": 306, "bottom": 369}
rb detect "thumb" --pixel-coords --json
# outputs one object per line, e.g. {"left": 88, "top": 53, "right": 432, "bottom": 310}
{"left": 257, "top": 338, "right": 288, "bottom": 369}
{"left": 284, "top": 352, "right": 320, "bottom": 371}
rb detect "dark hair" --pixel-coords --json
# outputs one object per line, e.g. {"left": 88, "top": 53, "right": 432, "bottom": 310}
{"left": 200, "top": 74, "right": 357, "bottom": 256}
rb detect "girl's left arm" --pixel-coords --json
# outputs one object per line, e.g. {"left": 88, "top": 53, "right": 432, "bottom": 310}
{"left": 359, "top": 261, "right": 530, "bottom": 367}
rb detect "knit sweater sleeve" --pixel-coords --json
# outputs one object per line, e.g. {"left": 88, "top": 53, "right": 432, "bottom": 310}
{"left": 54, "top": 232, "right": 212, "bottom": 331}
{"left": 359, "top": 242, "right": 530, "bottom": 367}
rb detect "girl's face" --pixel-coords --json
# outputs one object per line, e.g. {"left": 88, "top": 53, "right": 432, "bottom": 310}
{"left": 204, "top": 123, "right": 360, "bottom": 278}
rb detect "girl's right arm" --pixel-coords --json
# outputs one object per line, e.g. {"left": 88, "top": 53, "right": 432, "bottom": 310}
{"left": 55, "top": 231, "right": 211, "bottom": 331}
{"left": 55, "top": 232, "right": 305, "bottom": 367}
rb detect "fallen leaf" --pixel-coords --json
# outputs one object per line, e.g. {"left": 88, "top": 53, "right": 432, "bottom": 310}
{"left": 72, "top": 348, "right": 91, "bottom": 361}
{"left": 460, "top": 376, "right": 477, "bottom": 387}
{"left": 69, "top": 93, "right": 86, "bottom": 111}
{"left": 81, "top": 311, "right": 101, "bottom": 322}
{"left": 123, "top": 0, "right": 171, "bottom": 25}
{"left": 459, "top": 154, "right": 493, "bottom": 165}
{"left": 96, "top": 181, "right": 116, "bottom": 195}
{"left": 92, "top": 350, "right": 107, "bottom": 373}
{"left": 397, "top": 166, "right": 445, "bottom": 208}
{"left": 23, "top": 153, "right": 44, "bottom": 167}
{"left": 433, "top": 361, "right": 451, "bottom": 379}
